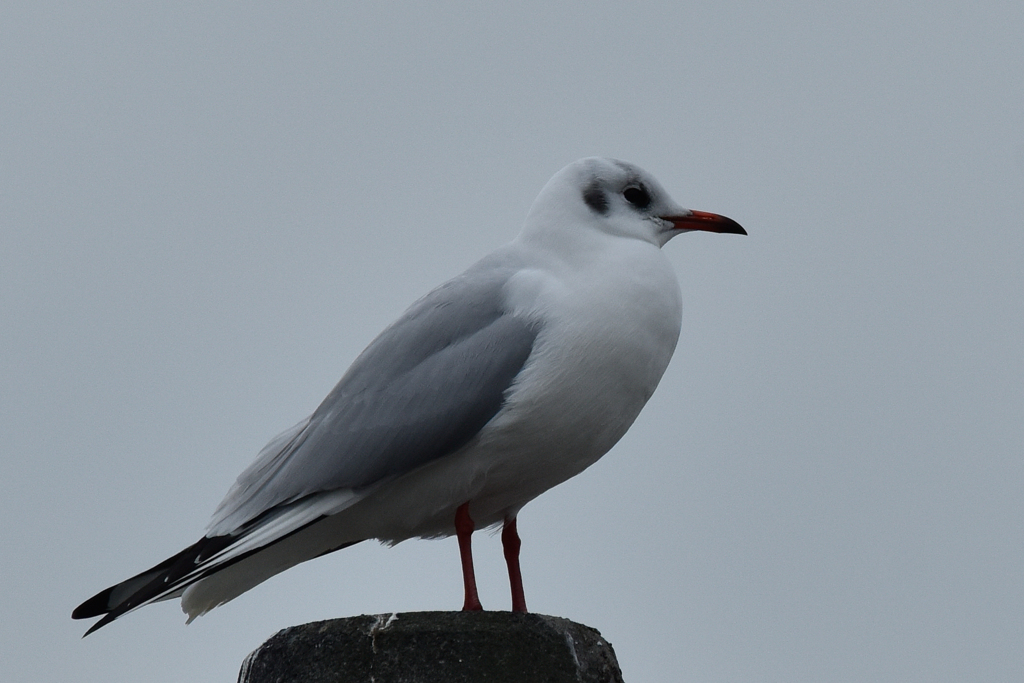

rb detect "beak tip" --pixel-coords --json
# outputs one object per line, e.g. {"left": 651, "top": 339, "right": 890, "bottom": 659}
{"left": 666, "top": 210, "right": 747, "bottom": 235}
{"left": 715, "top": 214, "right": 747, "bottom": 236}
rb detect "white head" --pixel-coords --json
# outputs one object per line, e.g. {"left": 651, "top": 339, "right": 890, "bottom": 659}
{"left": 520, "top": 157, "right": 745, "bottom": 249}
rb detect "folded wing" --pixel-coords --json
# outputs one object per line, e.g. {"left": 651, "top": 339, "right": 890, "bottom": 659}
{"left": 73, "top": 254, "right": 540, "bottom": 634}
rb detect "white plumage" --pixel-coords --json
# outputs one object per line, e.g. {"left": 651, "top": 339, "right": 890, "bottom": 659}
{"left": 73, "top": 157, "right": 744, "bottom": 634}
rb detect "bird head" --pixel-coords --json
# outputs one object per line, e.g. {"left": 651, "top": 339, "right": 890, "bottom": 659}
{"left": 522, "top": 157, "right": 745, "bottom": 249}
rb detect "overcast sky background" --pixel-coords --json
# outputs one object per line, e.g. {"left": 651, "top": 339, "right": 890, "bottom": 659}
{"left": 2, "top": 3, "right": 1022, "bottom": 682}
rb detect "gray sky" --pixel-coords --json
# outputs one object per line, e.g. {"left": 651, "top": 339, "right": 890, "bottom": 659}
{"left": 2, "top": 3, "right": 1022, "bottom": 681}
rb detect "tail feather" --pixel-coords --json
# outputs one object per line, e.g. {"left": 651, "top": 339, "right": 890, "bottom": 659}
{"left": 73, "top": 488, "right": 370, "bottom": 635}
{"left": 73, "top": 534, "right": 238, "bottom": 635}
{"left": 72, "top": 549, "right": 189, "bottom": 620}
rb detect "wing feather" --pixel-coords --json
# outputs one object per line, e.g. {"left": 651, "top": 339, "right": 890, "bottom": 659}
{"left": 208, "top": 253, "right": 538, "bottom": 534}
{"left": 74, "top": 252, "right": 541, "bottom": 634}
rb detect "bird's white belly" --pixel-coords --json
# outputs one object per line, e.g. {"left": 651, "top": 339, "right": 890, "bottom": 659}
{"left": 359, "top": 241, "right": 683, "bottom": 541}
{"left": 471, "top": 305, "right": 679, "bottom": 516}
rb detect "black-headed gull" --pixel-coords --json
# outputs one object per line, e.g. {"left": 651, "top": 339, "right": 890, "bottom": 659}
{"left": 73, "top": 157, "right": 745, "bottom": 634}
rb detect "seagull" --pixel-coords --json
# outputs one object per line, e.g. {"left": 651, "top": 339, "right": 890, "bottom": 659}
{"left": 73, "top": 157, "right": 745, "bottom": 635}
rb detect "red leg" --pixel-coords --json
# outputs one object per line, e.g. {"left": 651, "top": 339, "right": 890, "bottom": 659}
{"left": 455, "top": 502, "right": 482, "bottom": 611}
{"left": 502, "top": 516, "right": 528, "bottom": 613}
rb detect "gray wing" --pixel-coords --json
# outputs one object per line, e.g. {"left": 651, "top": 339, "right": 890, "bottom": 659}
{"left": 208, "top": 252, "right": 539, "bottom": 534}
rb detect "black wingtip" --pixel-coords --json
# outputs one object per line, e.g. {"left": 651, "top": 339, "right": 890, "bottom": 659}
{"left": 73, "top": 503, "right": 362, "bottom": 635}
{"left": 73, "top": 589, "right": 115, "bottom": 621}
{"left": 81, "top": 606, "right": 131, "bottom": 636}
{"left": 81, "top": 616, "right": 111, "bottom": 638}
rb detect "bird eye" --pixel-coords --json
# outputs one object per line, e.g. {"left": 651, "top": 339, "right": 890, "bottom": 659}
{"left": 623, "top": 186, "right": 651, "bottom": 209}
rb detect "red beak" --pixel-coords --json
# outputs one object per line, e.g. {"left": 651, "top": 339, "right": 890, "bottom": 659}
{"left": 662, "top": 210, "right": 747, "bottom": 235}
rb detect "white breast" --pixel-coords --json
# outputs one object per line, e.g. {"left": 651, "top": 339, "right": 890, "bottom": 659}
{"left": 466, "top": 233, "right": 683, "bottom": 516}
{"left": 339, "top": 233, "right": 683, "bottom": 541}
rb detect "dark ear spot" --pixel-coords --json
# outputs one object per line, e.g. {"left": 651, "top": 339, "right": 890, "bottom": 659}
{"left": 582, "top": 182, "right": 609, "bottom": 215}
